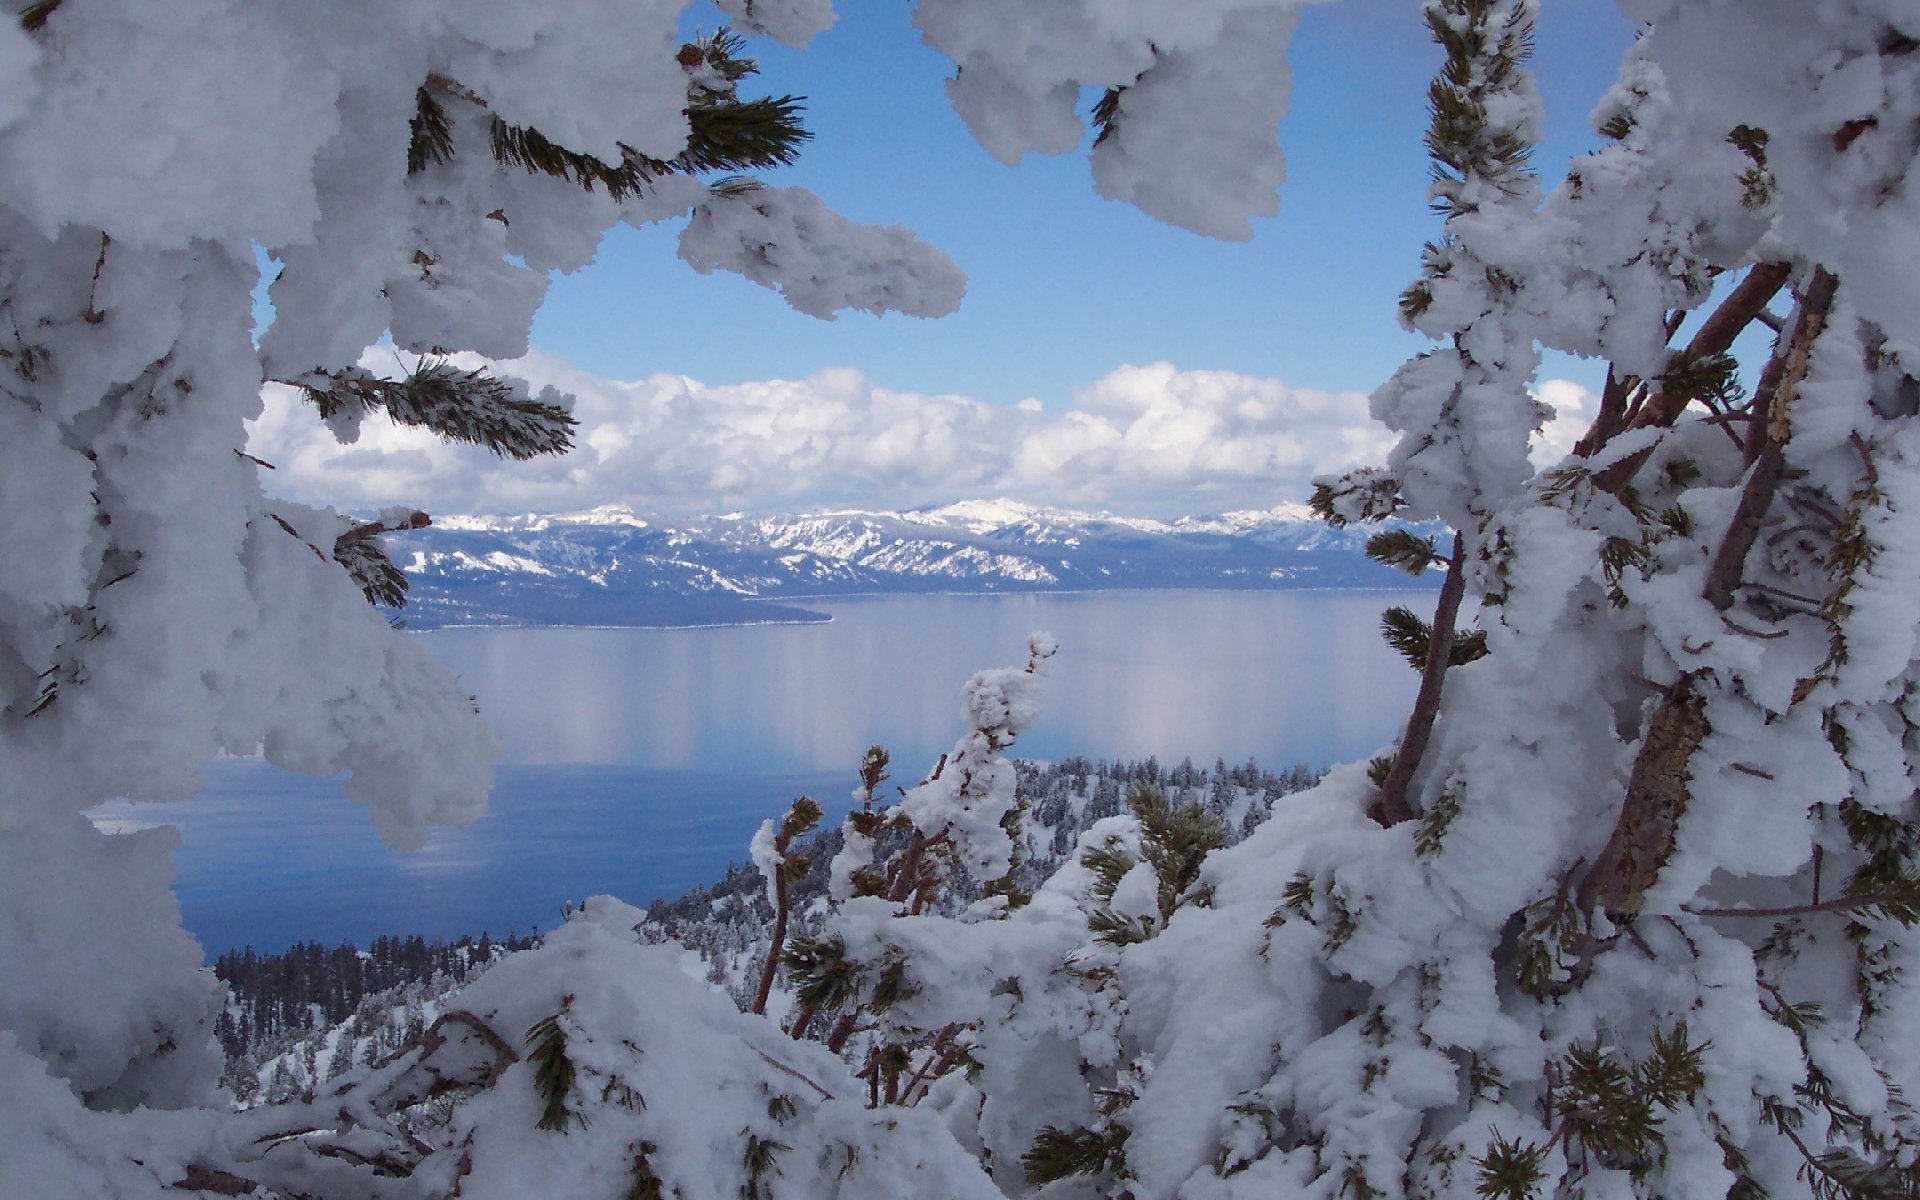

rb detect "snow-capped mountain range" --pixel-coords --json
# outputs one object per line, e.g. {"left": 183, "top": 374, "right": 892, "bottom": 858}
{"left": 396, "top": 498, "right": 1435, "bottom": 627}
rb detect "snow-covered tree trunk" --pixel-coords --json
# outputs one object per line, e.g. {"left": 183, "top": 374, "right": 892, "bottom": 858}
{"left": 0, "top": 3, "right": 967, "bottom": 1194}
{"left": 867, "top": 3, "right": 1920, "bottom": 1198}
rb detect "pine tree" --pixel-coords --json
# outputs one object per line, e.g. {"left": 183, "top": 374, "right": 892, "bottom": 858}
{"left": 749, "top": 6, "right": 1920, "bottom": 1200}
{"left": 0, "top": 3, "right": 967, "bottom": 1194}
{"left": 261, "top": 26, "right": 817, "bottom": 608}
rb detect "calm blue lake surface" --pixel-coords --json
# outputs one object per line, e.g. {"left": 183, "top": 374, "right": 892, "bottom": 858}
{"left": 96, "top": 591, "right": 1423, "bottom": 953}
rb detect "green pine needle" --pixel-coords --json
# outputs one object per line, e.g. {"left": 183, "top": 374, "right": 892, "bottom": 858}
{"left": 407, "top": 88, "right": 455, "bottom": 174}
{"left": 1022, "top": 1123, "right": 1129, "bottom": 1185}
{"left": 1597, "top": 110, "right": 1633, "bottom": 141}
{"left": 1088, "top": 907, "right": 1151, "bottom": 946}
{"left": 1421, "top": 0, "right": 1538, "bottom": 217}
{"left": 1128, "top": 783, "right": 1227, "bottom": 922}
{"left": 741, "top": 1133, "right": 789, "bottom": 1200}
{"left": 867, "top": 957, "right": 917, "bottom": 1013}
{"left": 299, "top": 361, "right": 576, "bottom": 459}
{"left": 1414, "top": 787, "right": 1461, "bottom": 858}
{"left": 412, "top": 25, "right": 810, "bottom": 203}
{"left": 1092, "top": 85, "right": 1126, "bottom": 146}
{"left": 332, "top": 535, "right": 408, "bottom": 609}
{"left": 1367, "top": 755, "right": 1395, "bottom": 788}
{"left": 525, "top": 1012, "right": 583, "bottom": 1133}
{"left": 1658, "top": 349, "right": 1745, "bottom": 412}
{"left": 1367, "top": 529, "right": 1441, "bottom": 575}
{"left": 1473, "top": 1132, "right": 1549, "bottom": 1200}
{"left": 1309, "top": 470, "right": 1405, "bottom": 526}
{"left": 782, "top": 935, "right": 861, "bottom": 1013}
{"left": 1081, "top": 842, "right": 1135, "bottom": 904}
{"left": 1380, "top": 605, "right": 1486, "bottom": 668}
{"left": 678, "top": 96, "right": 811, "bottom": 174}
{"left": 1381, "top": 606, "right": 1433, "bottom": 668}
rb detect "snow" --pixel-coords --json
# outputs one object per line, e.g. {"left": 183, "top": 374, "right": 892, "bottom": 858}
{"left": 0, "top": 3, "right": 1006, "bottom": 1190}
{"left": 10, "top": 1, "right": 1920, "bottom": 1197}
{"left": 713, "top": 0, "right": 837, "bottom": 48}
{"left": 679, "top": 184, "right": 966, "bottom": 320}
{"left": 748, "top": 816, "right": 783, "bottom": 908}
{"left": 914, "top": 0, "right": 1325, "bottom": 238}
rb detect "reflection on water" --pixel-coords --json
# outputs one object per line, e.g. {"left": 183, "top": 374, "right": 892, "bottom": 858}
{"left": 102, "top": 590, "right": 1426, "bottom": 953}
{"left": 427, "top": 590, "right": 1421, "bottom": 773}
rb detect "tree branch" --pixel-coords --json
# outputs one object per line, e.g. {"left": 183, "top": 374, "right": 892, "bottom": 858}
{"left": 1703, "top": 267, "right": 1839, "bottom": 611}
{"left": 1575, "top": 672, "right": 1711, "bottom": 933}
{"left": 1594, "top": 261, "right": 1794, "bottom": 492}
{"left": 1686, "top": 888, "right": 1920, "bottom": 920}
{"left": 1372, "top": 531, "right": 1469, "bottom": 826}
{"left": 335, "top": 510, "right": 431, "bottom": 546}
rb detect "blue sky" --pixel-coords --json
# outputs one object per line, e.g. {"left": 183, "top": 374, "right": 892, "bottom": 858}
{"left": 258, "top": 2, "right": 1647, "bottom": 520}
{"left": 530, "top": 0, "right": 1638, "bottom": 406}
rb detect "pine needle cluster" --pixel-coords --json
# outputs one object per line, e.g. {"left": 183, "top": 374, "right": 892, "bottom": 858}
{"left": 297, "top": 361, "right": 577, "bottom": 460}
{"left": 525, "top": 1010, "right": 582, "bottom": 1133}
{"left": 1310, "top": 469, "right": 1406, "bottom": 527}
{"left": 1022, "top": 1121, "right": 1130, "bottom": 1186}
{"left": 332, "top": 535, "right": 409, "bottom": 609}
{"left": 408, "top": 27, "right": 808, "bottom": 203}
{"left": 782, "top": 934, "right": 862, "bottom": 1016}
{"left": 1379, "top": 605, "right": 1488, "bottom": 669}
{"left": 1423, "top": 0, "right": 1536, "bottom": 215}
{"left": 1366, "top": 528, "right": 1441, "bottom": 575}
{"left": 1084, "top": 783, "right": 1227, "bottom": 945}
{"left": 1472, "top": 1026, "right": 1707, "bottom": 1198}
{"left": 1552, "top": 1025, "right": 1707, "bottom": 1168}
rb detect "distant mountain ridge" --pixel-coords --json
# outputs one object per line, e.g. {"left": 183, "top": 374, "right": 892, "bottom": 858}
{"left": 396, "top": 498, "right": 1436, "bottom": 628}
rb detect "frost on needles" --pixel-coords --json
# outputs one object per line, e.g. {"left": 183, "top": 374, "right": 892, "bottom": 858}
{"left": 9, "top": 1, "right": 1920, "bottom": 1199}
{"left": 0, "top": 1, "right": 961, "bottom": 1194}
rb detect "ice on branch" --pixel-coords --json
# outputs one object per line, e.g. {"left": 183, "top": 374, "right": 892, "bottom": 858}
{"left": 714, "top": 0, "right": 837, "bottom": 49}
{"left": 1088, "top": 5, "right": 1299, "bottom": 240}
{"left": 914, "top": 0, "right": 1320, "bottom": 238}
{"left": 680, "top": 184, "right": 966, "bottom": 320}
{"left": 0, "top": 0, "right": 935, "bottom": 1140}
{"left": 1636, "top": 0, "right": 1920, "bottom": 346}
{"left": 202, "top": 899, "right": 1006, "bottom": 1199}
{"left": 894, "top": 632, "right": 1055, "bottom": 883}
{"left": 292, "top": 360, "right": 578, "bottom": 460}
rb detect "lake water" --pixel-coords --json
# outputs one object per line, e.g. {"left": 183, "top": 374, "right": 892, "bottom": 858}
{"left": 99, "top": 590, "right": 1424, "bottom": 953}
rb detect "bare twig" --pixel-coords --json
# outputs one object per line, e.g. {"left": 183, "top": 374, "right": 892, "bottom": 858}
{"left": 84, "top": 232, "right": 109, "bottom": 324}
{"left": 900, "top": 1024, "right": 962, "bottom": 1107}
{"left": 1687, "top": 888, "right": 1918, "bottom": 920}
{"left": 335, "top": 510, "right": 432, "bottom": 546}
{"left": 751, "top": 1047, "right": 837, "bottom": 1101}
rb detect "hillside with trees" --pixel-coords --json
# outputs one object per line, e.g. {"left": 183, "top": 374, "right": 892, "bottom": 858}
{"left": 5, "top": 1, "right": 1920, "bottom": 1198}
{"left": 215, "top": 756, "right": 1320, "bottom": 1102}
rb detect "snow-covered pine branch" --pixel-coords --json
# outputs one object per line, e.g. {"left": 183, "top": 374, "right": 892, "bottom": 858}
{"left": 11, "top": 1, "right": 1920, "bottom": 1197}
{"left": 0, "top": 3, "right": 968, "bottom": 1193}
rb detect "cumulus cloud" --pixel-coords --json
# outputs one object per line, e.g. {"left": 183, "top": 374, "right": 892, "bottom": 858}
{"left": 1532, "top": 377, "right": 1599, "bottom": 467}
{"left": 246, "top": 352, "right": 1597, "bottom": 518}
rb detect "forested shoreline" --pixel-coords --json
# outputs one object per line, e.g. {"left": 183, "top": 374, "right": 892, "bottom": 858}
{"left": 215, "top": 754, "right": 1321, "bottom": 1100}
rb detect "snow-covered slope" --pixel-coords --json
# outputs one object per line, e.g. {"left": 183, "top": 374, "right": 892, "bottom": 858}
{"left": 393, "top": 499, "right": 1435, "bottom": 627}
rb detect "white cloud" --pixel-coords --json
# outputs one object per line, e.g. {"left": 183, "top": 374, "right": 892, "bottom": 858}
{"left": 1531, "top": 377, "right": 1599, "bottom": 467}
{"left": 247, "top": 352, "right": 1594, "bottom": 519}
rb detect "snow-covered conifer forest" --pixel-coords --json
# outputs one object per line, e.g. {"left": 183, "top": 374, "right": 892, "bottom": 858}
{"left": 5, "top": 0, "right": 1920, "bottom": 1197}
